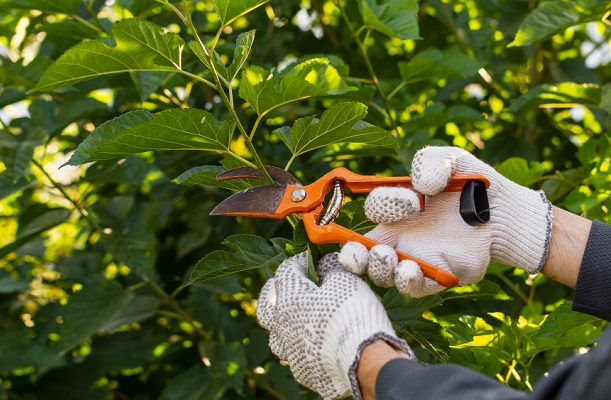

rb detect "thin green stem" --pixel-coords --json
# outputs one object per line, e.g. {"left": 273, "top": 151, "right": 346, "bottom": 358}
{"left": 32, "top": 159, "right": 102, "bottom": 232}
{"left": 334, "top": 1, "right": 397, "bottom": 132}
{"left": 79, "top": 0, "right": 110, "bottom": 35}
{"left": 181, "top": 5, "right": 274, "bottom": 184}
{"left": 146, "top": 279, "right": 208, "bottom": 339}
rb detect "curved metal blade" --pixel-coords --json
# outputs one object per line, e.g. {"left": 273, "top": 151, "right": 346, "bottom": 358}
{"left": 210, "top": 185, "right": 287, "bottom": 217}
{"left": 216, "top": 165, "right": 301, "bottom": 186}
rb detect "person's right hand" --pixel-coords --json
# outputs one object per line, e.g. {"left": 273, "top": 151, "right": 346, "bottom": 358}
{"left": 339, "top": 146, "right": 553, "bottom": 297}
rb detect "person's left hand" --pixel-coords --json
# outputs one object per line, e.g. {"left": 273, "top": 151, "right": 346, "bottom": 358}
{"left": 257, "top": 252, "right": 412, "bottom": 399}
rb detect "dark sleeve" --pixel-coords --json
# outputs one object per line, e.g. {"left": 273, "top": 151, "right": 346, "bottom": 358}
{"left": 572, "top": 220, "right": 611, "bottom": 320}
{"left": 376, "top": 328, "right": 611, "bottom": 400}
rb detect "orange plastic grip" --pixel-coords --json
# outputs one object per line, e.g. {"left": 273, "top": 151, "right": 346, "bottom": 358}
{"left": 302, "top": 210, "right": 459, "bottom": 288}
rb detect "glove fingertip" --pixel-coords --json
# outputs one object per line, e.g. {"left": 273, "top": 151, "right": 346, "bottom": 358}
{"left": 395, "top": 260, "right": 445, "bottom": 298}
{"left": 338, "top": 242, "right": 369, "bottom": 275}
{"left": 368, "top": 245, "right": 397, "bottom": 287}
{"left": 365, "top": 187, "right": 421, "bottom": 224}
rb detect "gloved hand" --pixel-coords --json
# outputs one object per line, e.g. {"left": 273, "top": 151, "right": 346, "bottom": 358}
{"left": 257, "top": 252, "right": 412, "bottom": 399}
{"left": 339, "top": 146, "right": 553, "bottom": 297}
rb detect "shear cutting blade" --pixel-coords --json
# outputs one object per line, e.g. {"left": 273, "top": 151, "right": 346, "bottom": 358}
{"left": 210, "top": 185, "right": 287, "bottom": 216}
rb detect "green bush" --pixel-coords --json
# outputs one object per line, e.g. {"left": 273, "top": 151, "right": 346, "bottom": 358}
{"left": 0, "top": 0, "right": 609, "bottom": 398}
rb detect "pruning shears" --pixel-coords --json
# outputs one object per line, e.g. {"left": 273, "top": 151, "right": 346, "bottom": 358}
{"left": 210, "top": 166, "right": 490, "bottom": 288}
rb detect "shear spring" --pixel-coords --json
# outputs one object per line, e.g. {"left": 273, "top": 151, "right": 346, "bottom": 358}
{"left": 319, "top": 180, "right": 344, "bottom": 225}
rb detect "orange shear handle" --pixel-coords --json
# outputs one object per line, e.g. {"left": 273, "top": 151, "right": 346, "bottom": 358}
{"left": 302, "top": 209, "right": 460, "bottom": 288}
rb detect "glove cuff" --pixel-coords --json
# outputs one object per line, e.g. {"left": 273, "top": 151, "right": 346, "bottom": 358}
{"left": 347, "top": 333, "right": 413, "bottom": 400}
{"left": 323, "top": 287, "right": 411, "bottom": 399}
{"left": 490, "top": 182, "right": 553, "bottom": 273}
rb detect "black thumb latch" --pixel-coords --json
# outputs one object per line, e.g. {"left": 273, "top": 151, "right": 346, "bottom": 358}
{"left": 460, "top": 180, "right": 490, "bottom": 226}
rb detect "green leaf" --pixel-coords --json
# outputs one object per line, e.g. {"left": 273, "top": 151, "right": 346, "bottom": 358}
{"left": 228, "top": 30, "right": 256, "bottom": 82}
{"left": 130, "top": 71, "right": 168, "bottom": 101}
{"left": 85, "top": 156, "right": 161, "bottom": 185}
{"left": 509, "top": 82, "right": 602, "bottom": 112}
{"left": 59, "top": 281, "right": 160, "bottom": 352}
{"left": 213, "top": 0, "right": 268, "bottom": 27}
{"left": 67, "top": 108, "right": 235, "bottom": 165}
{"left": 0, "top": 123, "right": 48, "bottom": 178}
{"left": 0, "top": 0, "right": 80, "bottom": 14}
{"left": 159, "top": 365, "right": 226, "bottom": 400}
{"left": 358, "top": 0, "right": 420, "bottom": 40}
{"left": 441, "top": 280, "right": 512, "bottom": 302}
{"left": 398, "top": 48, "right": 480, "bottom": 82}
{"left": 100, "top": 228, "right": 156, "bottom": 279}
{"left": 496, "top": 157, "right": 547, "bottom": 187}
{"left": 334, "top": 199, "right": 376, "bottom": 234}
{"left": 535, "top": 301, "right": 604, "bottom": 347}
{"left": 404, "top": 319, "right": 450, "bottom": 363}
{"left": 0, "top": 276, "right": 30, "bottom": 293}
{"left": 0, "top": 208, "right": 70, "bottom": 260}
{"left": 275, "top": 102, "right": 396, "bottom": 158}
{"left": 34, "top": 19, "right": 184, "bottom": 92}
{"left": 29, "top": 96, "right": 107, "bottom": 137}
{"left": 0, "top": 175, "right": 35, "bottom": 200}
{"left": 118, "top": 0, "right": 159, "bottom": 17}
{"left": 383, "top": 288, "right": 443, "bottom": 329}
{"left": 239, "top": 58, "right": 356, "bottom": 116}
{"left": 510, "top": 0, "right": 611, "bottom": 47}
{"left": 188, "top": 235, "right": 297, "bottom": 284}
{"left": 174, "top": 165, "right": 250, "bottom": 191}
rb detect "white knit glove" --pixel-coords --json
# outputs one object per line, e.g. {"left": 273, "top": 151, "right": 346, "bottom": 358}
{"left": 339, "top": 146, "right": 553, "bottom": 298}
{"left": 257, "top": 252, "right": 412, "bottom": 399}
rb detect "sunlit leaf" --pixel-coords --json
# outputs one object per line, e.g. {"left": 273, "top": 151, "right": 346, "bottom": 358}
{"left": 535, "top": 301, "right": 604, "bottom": 348}
{"left": 358, "top": 0, "right": 420, "bottom": 40}
{"left": 67, "top": 109, "right": 235, "bottom": 165}
{"left": 239, "top": 58, "right": 356, "bottom": 116}
{"left": 510, "top": 0, "right": 611, "bottom": 47}
{"left": 496, "top": 157, "right": 547, "bottom": 187}
{"left": 213, "top": 0, "right": 268, "bottom": 27}
{"left": 601, "top": 83, "right": 611, "bottom": 115}
{"left": 509, "top": 82, "right": 601, "bottom": 112}
{"left": 0, "top": 175, "right": 35, "bottom": 200}
{"left": 0, "top": 122, "right": 47, "bottom": 178}
{"left": 274, "top": 102, "right": 396, "bottom": 158}
{"left": 441, "top": 280, "right": 512, "bottom": 302}
{"left": 228, "top": 30, "right": 256, "bottom": 82}
{"left": 100, "top": 228, "right": 156, "bottom": 279}
{"left": 59, "top": 280, "right": 160, "bottom": 352}
{"left": 34, "top": 19, "right": 184, "bottom": 92}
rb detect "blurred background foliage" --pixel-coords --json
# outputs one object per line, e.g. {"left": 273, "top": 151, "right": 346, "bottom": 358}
{"left": 0, "top": 0, "right": 609, "bottom": 398}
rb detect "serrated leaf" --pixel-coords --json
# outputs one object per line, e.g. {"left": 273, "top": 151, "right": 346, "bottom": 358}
{"left": 358, "top": 0, "right": 420, "bottom": 40}
{"left": 174, "top": 165, "right": 250, "bottom": 191}
{"left": 188, "top": 235, "right": 297, "bottom": 284}
{"left": 535, "top": 301, "right": 603, "bottom": 341}
{"left": 334, "top": 199, "right": 376, "bottom": 234}
{"left": 510, "top": 0, "right": 611, "bottom": 47}
{"left": 67, "top": 108, "right": 235, "bottom": 165}
{"left": 239, "top": 58, "right": 356, "bottom": 116}
{"left": 0, "top": 208, "right": 70, "bottom": 260}
{"left": 275, "top": 102, "right": 396, "bottom": 158}
{"left": 509, "top": 82, "right": 601, "bottom": 112}
{"left": 0, "top": 0, "right": 80, "bottom": 14}
{"left": 213, "top": 0, "right": 268, "bottom": 27}
{"left": 59, "top": 281, "right": 160, "bottom": 352}
{"left": 35, "top": 19, "right": 184, "bottom": 92}
{"left": 398, "top": 49, "right": 480, "bottom": 82}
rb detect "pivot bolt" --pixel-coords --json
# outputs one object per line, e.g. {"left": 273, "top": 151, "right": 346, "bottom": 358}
{"left": 290, "top": 188, "right": 307, "bottom": 202}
